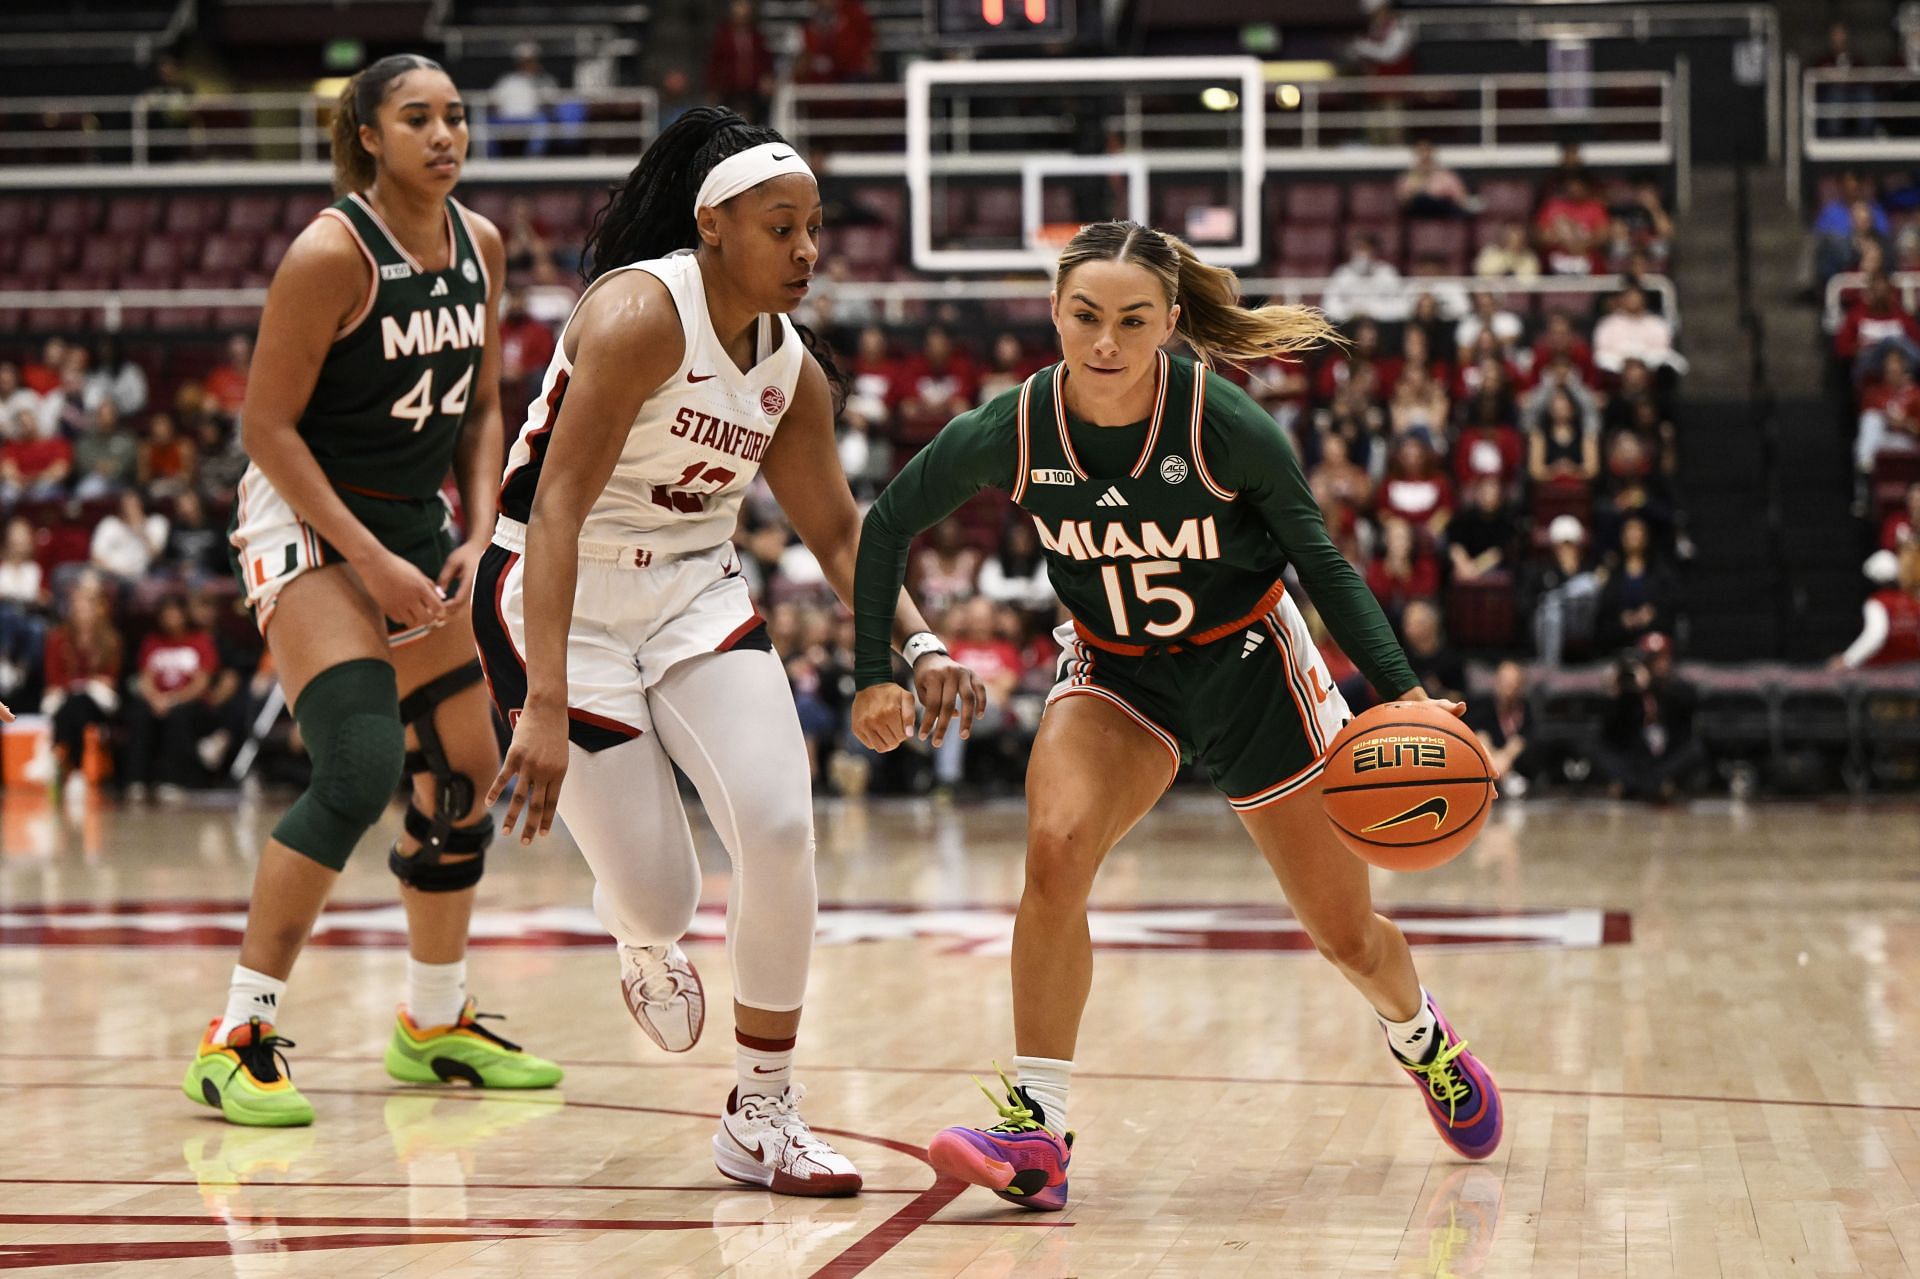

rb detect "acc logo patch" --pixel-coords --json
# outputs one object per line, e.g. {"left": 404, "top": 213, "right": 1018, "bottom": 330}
{"left": 461, "top": 258, "right": 479, "bottom": 283}
{"left": 761, "top": 385, "right": 787, "bottom": 416}
{"left": 1160, "top": 455, "right": 1190, "bottom": 484}
{"left": 1030, "top": 468, "right": 1076, "bottom": 486}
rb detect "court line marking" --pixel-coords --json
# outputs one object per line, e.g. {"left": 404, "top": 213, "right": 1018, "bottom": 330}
{"left": 0, "top": 1085, "right": 1044, "bottom": 1279}
{"left": 0, "top": 1177, "right": 924, "bottom": 1196}
{"left": 4, "top": 1059, "right": 1915, "bottom": 1117}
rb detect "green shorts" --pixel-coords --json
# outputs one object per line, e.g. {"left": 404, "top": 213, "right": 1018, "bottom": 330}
{"left": 228, "top": 466, "right": 454, "bottom": 644}
{"left": 1045, "top": 589, "right": 1353, "bottom": 811}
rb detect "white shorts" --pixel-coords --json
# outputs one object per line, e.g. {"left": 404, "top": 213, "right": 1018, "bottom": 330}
{"left": 473, "top": 516, "right": 767, "bottom": 750}
{"left": 229, "top": 463, "right": 451, "bottom": 646}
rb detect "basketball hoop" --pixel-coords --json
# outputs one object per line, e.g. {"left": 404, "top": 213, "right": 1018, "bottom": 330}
{"left": 1032, "top": 222, "right": 1081, "bottom": 265}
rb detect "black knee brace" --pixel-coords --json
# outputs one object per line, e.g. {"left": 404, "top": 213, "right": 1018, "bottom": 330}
{"left": 389, "top": 661, "right": 495, "bottom": 893}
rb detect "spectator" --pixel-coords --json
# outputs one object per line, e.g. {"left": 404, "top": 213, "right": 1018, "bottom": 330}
{"left": 1595, "top": 432, "right": 1676, "bottom": 553}
{"left": 44, "top": 363, "right": 92, "bottom": 439}
{"left": 1454, "top": 331, "right": 1521, "bottom": 403}
{"left": 1611, "top": 180, "right": 1674, "bottom": 261}
{"left": 1314, "top": 317, "right": 1384, "bottom": 401}
{"left": 1389, "top": 326, "right": 1449, "bottom": 397}
{"left": 192, "top": 412, "right": 248, "bottom": 503}
{"left": 498, "top": 289, "right": 557, "bottom": 413}
{"left": 1814, "top": 25, "right": 1875, "bottom": 139}
{"left": 72, "top": 402, "right": 137, "bottom": 501}
{"left": 0, "top": 362, "right": 40, "bottom": 426}
{"left": 896, "top": 326, "right": 978, "bottom": 421}
{"left": 1406, "top": 291, "right": 1460, "bottom": 355}
{"left": 1522, "top": 353, "right": 1601, "bottom": 434}
{"left": 798, "top": 0, "right": 876, "bottom": 84}
{"left": 0, "top": 515, "right": 45, "bottom": 704}
{"left": 1525, "top": 516, "right": 1605, "bottom": 664}
{"left": 0, "top": 407, "right": 73, "bottom": 504}
{"left": 1400, "top": 599, "right": 1465, "bottom": 702}
{"left": 1600, "top": 514, "right": 1678, "bottom": 648}
{"left": 501, "top": 198, "right": 554, "bottom": 275}
{"left": 1397, "top": 139, "right": 1476, "bottom": 219}
{"left": 1618, "top": 396, "right": 1680, "bottom": 480}
{"left": 1349, "top": 3, "right": 1415, "bottom": 78}
{"left": 1592, "top": 286, "right": 1678, "bottom": 374}
{"left": 137, "top": 410, "right": 198, "bottom": 499}
{"left": 122, "top": 593, "right": 216, "bottom": 802}
{"left": 21, "top": 337, "right": 65, "bottom": 396}
{"left": 1245, "top": 353, "right": 1310, "bottom": 435}
{"left": 185, "top": 587, "right": 260, "bottom": 776}
{"left": 909, "top": 516, "right": 982, "bottom": 615}
{"left": 1534, "top": 173, "right": 1608, "bottom": 274}
{"left": 84, "top": 338, "right": 148, "bottom": 419}
{"left": 1469, "top": 660, "right": 1538, "bottom": 797}
{"left": 1452, "top": 398, "right": 1525, "bottom": 493}
{"left": 164, "top": 489, "right": 226, "bottom": 578}
{"left": 40, "top": 577, "right": 122, "bottom": 794}
{"left": 1834, "top": 272, "right": 1920, "bottom": 374}
{"left": 708, "top": 0, "right": 776, "bottom": 123}
{"left": 1323, "top": 230, "right": 1407, "bottom": 323}
{"left": 1881, "top": 482, "right": 1920, "bottom": 550}
{"left": 491, "top": 43, "right": 557, "bottom": 156}
{"left": 1529, "top": 313, "right": 1597, "bottom": 385}
{"left": 1473, "top": 223, "right": 1540, "bottom": 281}
{"left": 1601, "top": 358, "right": 1661, "bottom": 434}
{"left": 90, "top": 489, "right": 168, "bottom": 582}
{"left": 976, "top": 517, "right": 1053, "bottom": 615}
{"left": 1447, "top": 475, "right": 1516, "bottom": 582}
{"left": 521, "top": 257, "right": 582, "bottom": 329}
{"left": 1379, "top": 434, "right": 1453, "bottom": 535}
{"left": 1814, "top": 172, "right": 1888, "bottom": 242}
{"left": 932, "top": 597, "right": 1024, "bottom": 793}
{"left": 1857, "top": 348, "right": 1920, "bottom": 473}
{"left": 1314, "top": 366, "right": 1387, "bottom": 472}
{"left": 1453, "top": 291, "right": 1523, "bottom": 367}
{"left": 976, "top": 333, "right": 1031, "bottom": 405}
{"left": 1308, "top": 432, "right": 1373, "bottom": 564}
{"left": 1528, "top": 386, "right": 1600, "bottom": 488}
{"left": 202, "top": 335, "right": 251, "bottom": 420}
{"left": 1818, "top": 199, "right": 1894, "bottom": 286}
{"left": 1388, "top": 359, "right": 1449, "bottom": 446}
{"left": 1832, "top": 543, "right": 1920, "bottom": 668}
{"left": 1593, "top": 632, "right": 1704, "bottom": 800}
{"left": 1365, "top": 516, "right": 1440, "bottom": 625}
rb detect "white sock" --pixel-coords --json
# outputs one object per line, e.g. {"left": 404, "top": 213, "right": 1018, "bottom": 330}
{"left": 1013, "top": 1054, "right": 1072, "bottom": 1137}
{"left": 1380, "top": 991, "right": 1440, "bottom": 1063}
{"left": 215, "top": 965, "right": 286, "bottom": 1042}
{"left": 736, "top": 1030, "right": 795, "bottom": 1101}
{"left": 406, "top": 958, "right": 468, "bottom": 1029}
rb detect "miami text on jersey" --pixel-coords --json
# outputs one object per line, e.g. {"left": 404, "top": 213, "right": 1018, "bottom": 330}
{"left": 381, "top": 303, "right": 486, "bottom": 360}
{"left": 1033, "top": 514, "right": 1223, "bottom": 561}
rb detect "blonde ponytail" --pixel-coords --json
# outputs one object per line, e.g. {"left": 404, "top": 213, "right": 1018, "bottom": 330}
{"left": 1054, "top": 220, "right": 1340, "bottom": 370}
{"left": 1164, "top": 233, "right": 1340, "bottom": 369}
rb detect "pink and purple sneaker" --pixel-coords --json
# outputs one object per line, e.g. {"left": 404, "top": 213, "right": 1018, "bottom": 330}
{"left": 926, "top": 1066, "right": 1072, "bottom": 1211}
{"left": 1389, "top": 994, "right": 1502, "bottom": 1161}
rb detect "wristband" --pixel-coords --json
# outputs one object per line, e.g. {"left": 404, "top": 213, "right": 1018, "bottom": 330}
{"left": 901, "top": 631, "right": 948, "bottom": 667}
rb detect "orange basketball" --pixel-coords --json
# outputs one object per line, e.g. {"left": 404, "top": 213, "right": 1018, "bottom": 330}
{"left": 1319, "top": 701, "right": 1496, "bottom": 871}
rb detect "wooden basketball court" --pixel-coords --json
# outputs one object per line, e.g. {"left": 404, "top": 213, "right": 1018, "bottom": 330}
{"left": 2, "top": 790, "right": 1915, "bottom": 1276}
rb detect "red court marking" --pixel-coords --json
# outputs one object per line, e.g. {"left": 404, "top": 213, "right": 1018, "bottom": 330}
{"left": 0, "top": 1232, "right": 531, "bottom": 1272}
{"left": 0, "top": 1213, "right": 750, "bottom": 1232}
{"left": 0, "top": 1176, "right": 924, "bottom": 1196}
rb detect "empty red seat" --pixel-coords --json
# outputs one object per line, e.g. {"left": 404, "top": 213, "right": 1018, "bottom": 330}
{"left": 834, "top": 224, "right": 898, "bottom": 271}
{"left": 165, "top": 196, "right": 223, "bottom": 235}
{"left": 1277, "top": 224, "right": 1337, "bottom": 275}
{"left": 199, "top": 233, "right": 262, "bottom": 276}
{"left": 1284, "top": 183, "right": 1342, "bottom": 224}
{"left": 42, "top": 195, "right": 100, "bottom": 234}
{"left": 1477, "top": 179, "right": 1537, "bottom": 222}
{"left": 533, "top": 189, "right": 586, "bottom": 232}
{"left": 105, "top": 196, "right": 162, "bottom": 235}
{"left": 137, "top": 236, "right": 192, "bottom": 276}
{"left": 78, "top": 238, "right": 135, "bottom": 276}
{"left": 16, "top": 235, "right": 75, "bottom": 275}
{"left": 224, "top": 193, "right": 282, "bottom": 234}
{"left": 259, "top": 230, "right": 297, "bottom": 272}
{"left": 968, "top": 186, "right": 1022, "bottom": 238}
{"left": 0, "top": 198, "right": 34, "bottom": 238}
{"left": 460, "top": 188, "right": 512, "bottom": 226}
{"left": 1408, "top": 220, "right": 1468, "bottom": 264}
{"left": 1348, "top": 181, "right": 1399, "bottom": 221}
{"left": 1446, "top": 575, "right": 1517, "bottom": 649}
{"left": 1537, "top": 291, "right": 1596, "bottom": 320}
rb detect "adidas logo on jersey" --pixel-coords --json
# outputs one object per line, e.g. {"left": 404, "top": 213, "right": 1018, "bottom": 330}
{"left": 1241, "top": 629, "right": 1266, "bottom": 659}
{"left": 429, "top": 277, "right": 449, "bottom": 297}
{"left": 1094, "top": 487, "right": 1129, "bottom": 508}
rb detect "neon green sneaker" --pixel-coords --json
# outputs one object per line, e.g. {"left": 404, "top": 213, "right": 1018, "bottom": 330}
{"left": 182, "top": 1017, "right": 315, "bottom": 1127}
{"left": 383, "top": 999, "right": 563, "bottom": 1089}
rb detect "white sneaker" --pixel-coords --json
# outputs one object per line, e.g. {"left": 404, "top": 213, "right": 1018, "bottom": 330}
{"left": 618, "top": 942, "right": 704, "bottom": 1052}
{"left": 713, "top": 1084, "right": 863, "bottom": 1197}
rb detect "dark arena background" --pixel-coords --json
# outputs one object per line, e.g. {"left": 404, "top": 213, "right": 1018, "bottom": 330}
{"left": 3, "top": 2, "right": 1920, "bottom": 1276}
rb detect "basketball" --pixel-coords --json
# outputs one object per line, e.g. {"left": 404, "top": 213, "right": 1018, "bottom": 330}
{"left": 1320, "top": 702, "right": 1497, "bottom": 872}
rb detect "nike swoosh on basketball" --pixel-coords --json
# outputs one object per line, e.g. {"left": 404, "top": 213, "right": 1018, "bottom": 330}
{"left": 687, "top": 371, "right": 716, "bottom": 383}
{"left": 1361, "top": 796, "right": 1449, "bottom": 834}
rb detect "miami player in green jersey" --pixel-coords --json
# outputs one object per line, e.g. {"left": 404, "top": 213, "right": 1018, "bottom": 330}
{"left": 184, "top": 55, "right": 559, "bottom": 1128}
{"left": 850, "top": 221, "right": 1503, "bottom": 1209}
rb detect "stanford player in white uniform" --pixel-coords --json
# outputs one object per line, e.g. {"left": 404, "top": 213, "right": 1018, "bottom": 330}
{"left": 474, "top": 108, "right": 984, "bottom": 1195}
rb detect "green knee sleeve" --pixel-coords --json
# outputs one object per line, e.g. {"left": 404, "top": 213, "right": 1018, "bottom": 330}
{"left": 272, "top": 658, "right": 406, "bottom": 871}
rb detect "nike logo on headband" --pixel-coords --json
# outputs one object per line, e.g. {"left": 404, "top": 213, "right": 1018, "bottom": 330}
{"left": 771, "top": 152, "right": 793, "bottom": 161}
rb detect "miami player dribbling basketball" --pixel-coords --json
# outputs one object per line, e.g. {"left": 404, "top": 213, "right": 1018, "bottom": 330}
{"left": 476, "top": 107, "right": 984, "bottom": 1195}
{"left": 851, "top": 221, "right": 1503, "bottom": 1210}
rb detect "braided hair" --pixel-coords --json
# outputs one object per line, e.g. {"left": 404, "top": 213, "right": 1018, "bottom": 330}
{"left": 583, "top": 107, "right": 846, "bottom": 406}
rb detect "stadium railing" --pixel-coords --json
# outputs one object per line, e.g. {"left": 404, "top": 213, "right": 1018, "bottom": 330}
{"left": 1789, "top": 64, "right": 1920, "bottom": 205}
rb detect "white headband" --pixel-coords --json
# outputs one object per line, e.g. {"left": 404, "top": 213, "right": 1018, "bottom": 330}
{"left": 695, "top": 142, "right": 816, "bottom": 211}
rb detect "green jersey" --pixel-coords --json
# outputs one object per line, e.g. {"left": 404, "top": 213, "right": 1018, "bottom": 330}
{"left": 854, "top": 352, "right": 1416, "bottom": 698}
{"left": 302, "top": 192, "right": 489, "bottom": 502}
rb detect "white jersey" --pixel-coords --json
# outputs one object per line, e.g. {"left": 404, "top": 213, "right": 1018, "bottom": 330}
{"left": 498, "top": 250, "right": 803, "bottom": 552}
